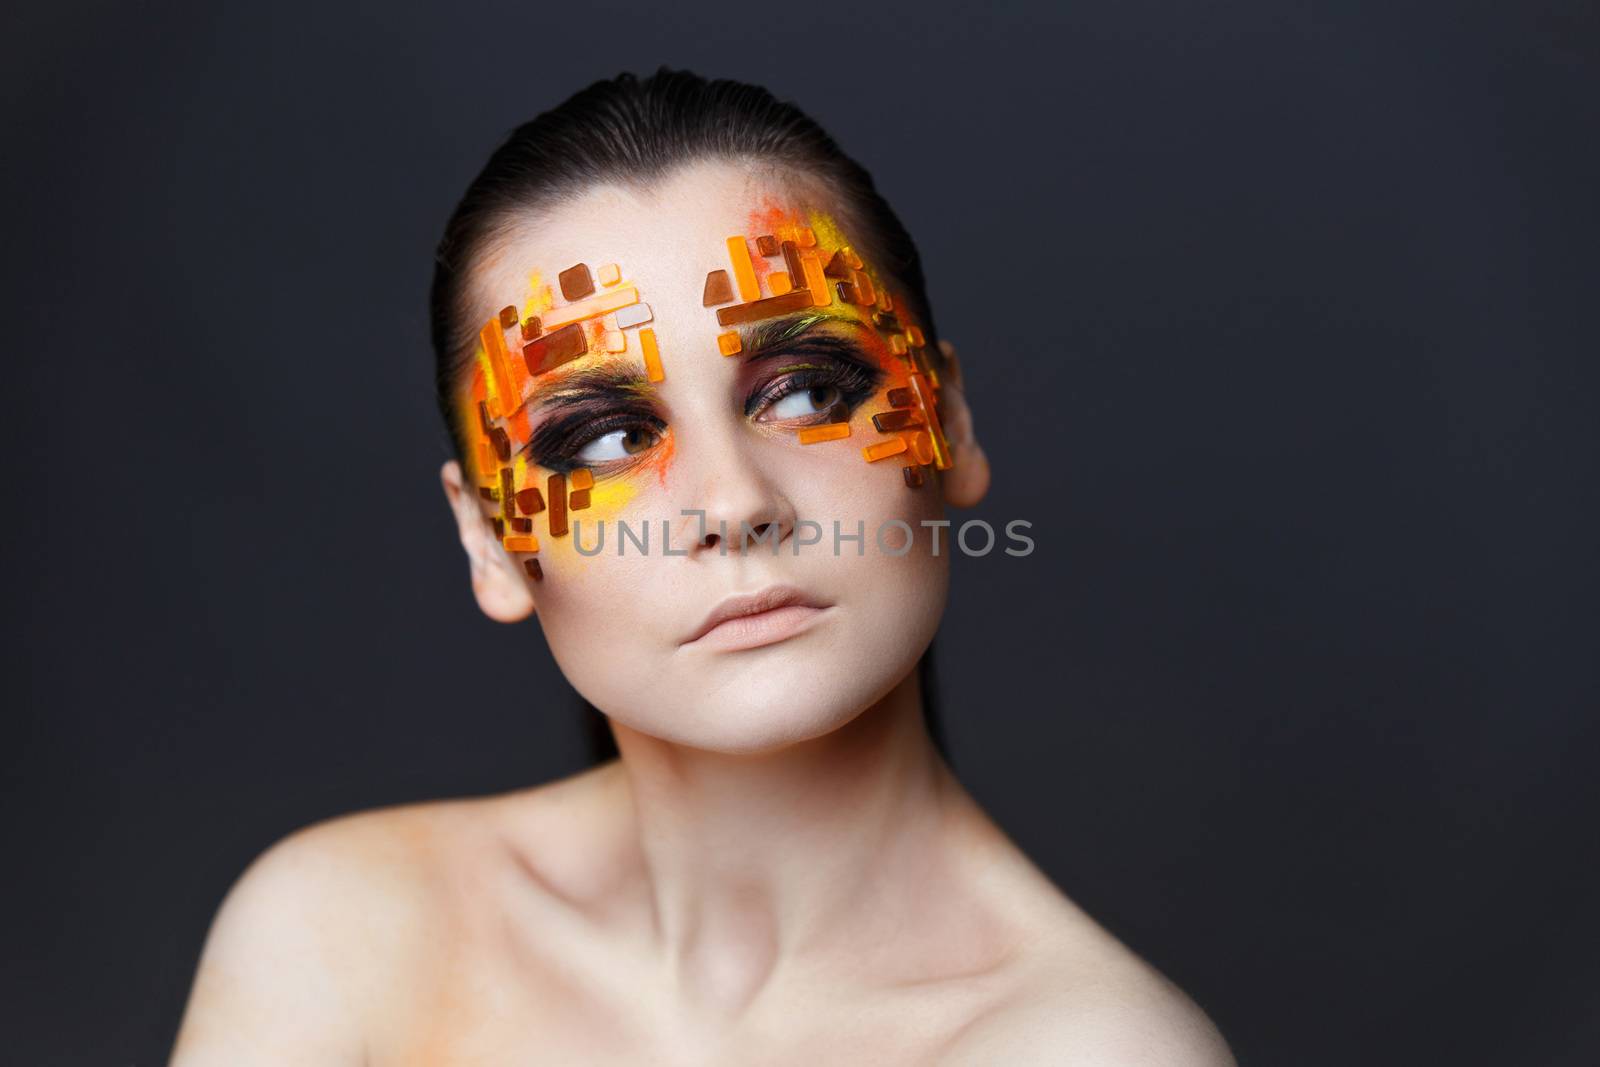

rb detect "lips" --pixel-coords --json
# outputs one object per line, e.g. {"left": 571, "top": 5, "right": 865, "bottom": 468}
{"left": 681, "top": 584, "right": 833, "bottom": 650}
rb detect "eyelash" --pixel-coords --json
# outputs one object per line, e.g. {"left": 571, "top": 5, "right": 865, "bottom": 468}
{"left": 527, "top": 408, "right": 663, "bottom": 475}
{"left": 524, "top": 351, "right": 884, "bottom": 475}
{"left": 747, "top": 361, "right": 881, "bottom": 420}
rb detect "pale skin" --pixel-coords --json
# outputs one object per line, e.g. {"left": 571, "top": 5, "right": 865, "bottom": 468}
{"left": 169, "top": 161, "right": 1237, "bottom": 1065}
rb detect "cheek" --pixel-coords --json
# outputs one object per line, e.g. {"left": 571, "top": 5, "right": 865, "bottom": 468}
{"left": 787, "top": 370, "right": 946, "bottom": 526}
{"left": 573, "top": 467, "right": 639, "bottom": 520}
{"left": 520, "top": 433, "right": 675, "bottom": 574}
{"left": 530, "top": 548, "right": 674, "bottom": 714}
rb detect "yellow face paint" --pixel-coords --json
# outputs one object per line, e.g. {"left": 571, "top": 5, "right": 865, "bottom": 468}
{"left": 702, "top": 202, "right": 953, "bottom": 481}
{"left": 460, "top": 205, "right": 952, "bottom": 583}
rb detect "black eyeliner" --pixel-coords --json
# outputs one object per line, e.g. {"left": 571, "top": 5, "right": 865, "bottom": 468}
{"left": 743, "top": 337, "right": 884, "bottom": 416}
{"left": 525, "top": 401, "right": 662, "bottom": 473}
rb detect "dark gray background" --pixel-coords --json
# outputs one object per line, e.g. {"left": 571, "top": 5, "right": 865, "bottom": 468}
{"left": 5, "top": 1, "right": 1596, "bottom": 1063}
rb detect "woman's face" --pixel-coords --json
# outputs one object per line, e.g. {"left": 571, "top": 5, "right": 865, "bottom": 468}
{"left": 442, "top": 160, "right": 987, "bottom": 754}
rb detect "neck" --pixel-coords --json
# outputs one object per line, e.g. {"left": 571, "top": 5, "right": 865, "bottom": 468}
{"left": 608, "top": 665, "right": 958, "bottom": 1017}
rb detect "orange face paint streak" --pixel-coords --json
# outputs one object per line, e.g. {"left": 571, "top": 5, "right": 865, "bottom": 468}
{"left": 745, "top": 195, "right": 794, "bottom": 242}
{"left": 750, "top": 248, "right": 774, "bottom": 288}
{"left": 456, "top": 261, "right": 691, "bottom": 579}
{"left": 507, "top": 404, "right": 532, "bottom": 451}
{"left": 764, "top": 207, "right": 951, "bottom": 475}
{"left": 744, "top": 198, "right": 814, "bottom": 291}
{"left": 646, "top": 434, "right": 675, "bottom": 489}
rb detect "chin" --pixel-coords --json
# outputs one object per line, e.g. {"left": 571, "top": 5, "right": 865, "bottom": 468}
{"left": 554, "top": 567, "right": 946, "bottom": 755}
{"left": 593, "top": 630, "right": 922, "bottom": 755}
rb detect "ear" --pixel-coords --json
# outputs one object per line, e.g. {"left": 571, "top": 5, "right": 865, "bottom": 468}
{"left": 440, "top": 459, "right": 537, "bottom": 623}
{"left": 935, "top": 339, "right": 991, "bottom": 508}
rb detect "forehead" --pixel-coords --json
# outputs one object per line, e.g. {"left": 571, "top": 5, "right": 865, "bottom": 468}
{"left": 472, "top": 159, "right": 819, "bottom": 321}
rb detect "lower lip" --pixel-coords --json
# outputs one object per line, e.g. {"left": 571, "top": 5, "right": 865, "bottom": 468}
{"left": 688, "top": 604, "right": 830, "bottom": 652}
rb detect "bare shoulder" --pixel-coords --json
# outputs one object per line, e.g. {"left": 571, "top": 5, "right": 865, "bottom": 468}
{"left": 167, "top": 782, "right": 561, "bottom": 1066}
{"left": 922, "top": 793, "right": 1237, "bottom": 1066}
{"left": 924, "top": 821, "right": 1235, "bottom": 1067}
{"left": 939, "top": 916, "right": 1236, "bottom": 1067}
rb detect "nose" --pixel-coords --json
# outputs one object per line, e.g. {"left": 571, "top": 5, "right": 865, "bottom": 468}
{"left": 674, "top": 433, "right": 797, "bottom": 558}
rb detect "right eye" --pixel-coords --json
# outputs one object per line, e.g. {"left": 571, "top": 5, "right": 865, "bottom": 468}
{"left": 573, "top": 425, "right": 661, "bottom": 463}
{"left": 764, "top": 384, "right": 845, "bottom": 421}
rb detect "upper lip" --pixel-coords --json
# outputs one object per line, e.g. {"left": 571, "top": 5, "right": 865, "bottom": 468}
{"left": 681, "top": 584, "right": 831, "bottom": 645}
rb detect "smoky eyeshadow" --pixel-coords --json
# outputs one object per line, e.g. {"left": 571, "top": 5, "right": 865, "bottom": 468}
{"left": 524, "top": 397, "right": 661, "bottom": 473}
{"left": 522, "top": 330, "right": 885, "bottom": 471}
{"left": 742, "top": 335, "right": 885, "bottom": 417}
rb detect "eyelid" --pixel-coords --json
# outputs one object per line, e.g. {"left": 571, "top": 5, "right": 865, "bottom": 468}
{"left": 518, "top": 329, "right": 883, "bottom": 467}
{"left": 518, "top": 356, "right": 649, "bottom": 410}
{"left": 524, "top": 404, "right": 664, "bottom": 472}
{"left": 746, "top": 336, "right": 881, "bottom": 384}
{"left": 746, "top": 331, "right": 876, "bottom": 366}
{"left": 735, "top": 313, "right": 876, "bottom": 364}
{"left": 746, "top": 360, "right": 881, "bottom": 421}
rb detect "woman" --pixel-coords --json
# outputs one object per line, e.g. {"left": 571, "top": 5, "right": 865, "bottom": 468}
{"left": 170, "top": 69, "right": 1236, "bottom": 1065}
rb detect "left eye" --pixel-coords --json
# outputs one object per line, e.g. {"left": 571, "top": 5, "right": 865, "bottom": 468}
{"left": 574, "top": 425, "right": 660, "bottom": 463}
{"left": 765, "top": 384, "right": 843, "bottom": 420}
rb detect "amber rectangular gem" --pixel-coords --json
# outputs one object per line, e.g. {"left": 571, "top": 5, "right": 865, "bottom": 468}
{"left": 872, "top": 409, "right": 922, "bottom": 432}
{"left": 797, "top": 422, "right": 851, "bottom": 444}
{"left": 780, "top": 240, "right": 806, "bottom": 288}
{"left": 489, "top": 426, "right": 511, "bottom": 461}
{"left": 851, "top": 270, "right": 876, "bottom": 306}
{"left": 640, "top": 327, "right": 665, "bottom": 382}
{"left": 480, "top": 318, "right": 519, "bottom": 418}
{"left": 539, "top": 286, "right": 638, "bottom": 331}
{"left": 558, "top": 263, "right": 594, "bottom": 301}
{"left": 547, "top": 473, "right": 568, "bottom": 536}
{"left": 801, "top": 252, "right": 829, "bottom": 308}
{"left": 703, "top": 269, "right": 734, "bottom": 306}
{"left": 715, "top": 289, "right": 815, "bottom": 326}
{"left": 522, "top": 322, "right": 589, "bottom": 376}
{"left": 862, "top": 437, "right": 909, "bottom": 463}
{"left": 726, "top": 236, "right": 760, "bottom": 301}
{"left": 908, "top": 373, "right": 951, "bottom": 470}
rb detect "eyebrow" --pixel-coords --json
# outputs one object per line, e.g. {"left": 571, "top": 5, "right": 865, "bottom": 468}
{"left": 520, "top": 310, "right": 872, "bottom": 410}
{"left": 522, "top": 357, "right": 650, "bottom": 412}
{"left": 737, "top": 310, "right": 873, "bottom": 366}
